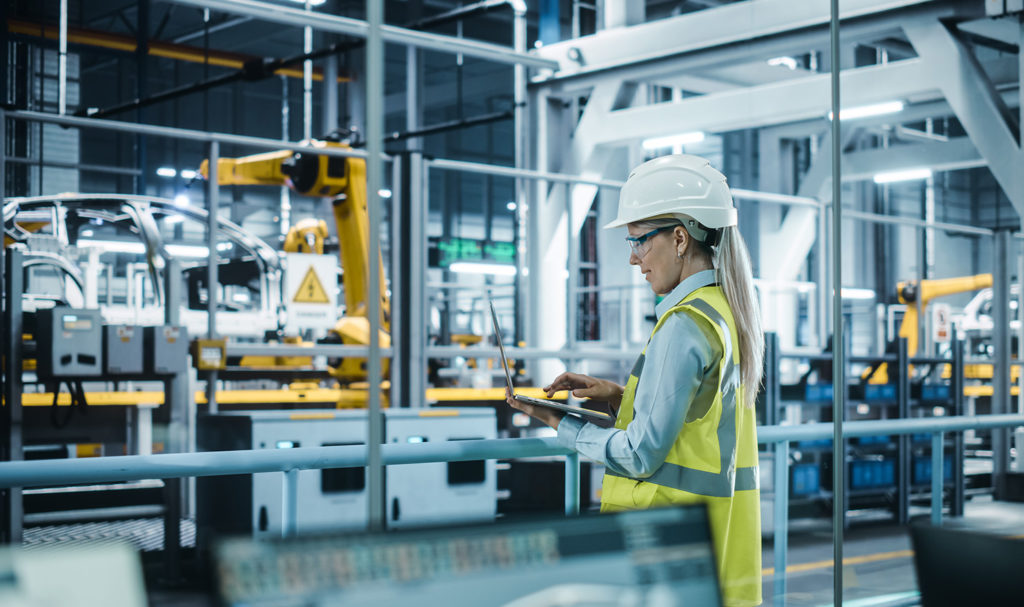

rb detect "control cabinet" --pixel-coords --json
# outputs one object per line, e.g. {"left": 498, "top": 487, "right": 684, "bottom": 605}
{"left": 35, "top": 307, "right": 103, "bottom": 378}
{"left": 198, "top": 408, "right": 496, "bottom": 539}
{"left": 104, "top": 325, "right": 144, "bottom": 375}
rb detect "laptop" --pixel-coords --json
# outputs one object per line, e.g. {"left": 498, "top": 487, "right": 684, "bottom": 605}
{"left": 488, "top": 300, "right": 613, "bottom": 423}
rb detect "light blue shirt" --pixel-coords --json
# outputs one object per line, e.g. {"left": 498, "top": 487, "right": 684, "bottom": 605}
{"left": 557, "top": 269, "right": 719, "bottom": 479}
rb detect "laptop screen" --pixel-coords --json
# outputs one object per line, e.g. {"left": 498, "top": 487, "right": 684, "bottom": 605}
{"left": 489, "top": 300, "right": 517, "bottom": 394}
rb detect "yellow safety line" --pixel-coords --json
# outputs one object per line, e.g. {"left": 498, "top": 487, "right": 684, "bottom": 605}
{"left": 762, "top": 549, "right": 914, "bottom": 577}
{"left": 419, "top": 410, "right": 460, "bottom": 417}
{"left": 289, "top": 413, "right": 338, "bottom": 420}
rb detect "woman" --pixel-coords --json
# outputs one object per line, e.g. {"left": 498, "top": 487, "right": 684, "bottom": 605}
{"left": 508, "top": 154, "right": 764, "bottom": 606}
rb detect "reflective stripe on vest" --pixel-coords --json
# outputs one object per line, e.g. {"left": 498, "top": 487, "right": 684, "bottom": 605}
{"left": 605, "top": 297, "right": 758, "bottom": 497}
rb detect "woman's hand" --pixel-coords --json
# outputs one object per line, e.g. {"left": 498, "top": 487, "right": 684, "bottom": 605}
{"left": 544, "top": 372, "right": 624, "bottom": 408}
{"left": 506, "top": 388, "right": 564, "bottom": 430}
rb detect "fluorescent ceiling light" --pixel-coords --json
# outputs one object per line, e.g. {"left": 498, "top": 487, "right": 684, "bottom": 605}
{"left": 180, "top": 169, "right": 198, "bottom": 180}
{"left": 163, "top": 215, "right": 185, "bottom": 224}
{"left": 166, "top": 244, "right": 210, "bottom": 258}
{"left": 448, "top": 262, "right": 517, "bottom": 276}
{"left": 377, "top": 188, "right": 392, "bottom": 198}
{"left": 767, "top": 56, "right": 798, "bottom": 70}
{"left": 828, "top": 101, "right": 904, "bottom": 121}
{"left": 873, "top": 168, "right": 932, "bottom": 184}
{"left": 173, "top": 194, "right": 190, "bottom": 208}
{"left": 78, "top": 239, "right": 146, "bottom": 254}
{"left": 506, "top": 202, "right": 517, "bottom": 211}
{"left": 841, "top": 287, "right": 876, "bottom": 300}
{"left": 287, "top": 0, "right": 327, "bottom": 5}
{"left": 642, "top": 131, "right": 705, "bottom": 150}
{"left": 80, "top": 229, "right": 94, "bottom": 237}
{"left": 156, "top": 167, "right": 177, "bottom": 178}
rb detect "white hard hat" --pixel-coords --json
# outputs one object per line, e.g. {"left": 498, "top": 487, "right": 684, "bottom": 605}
{"left": 604, "top": 154, "right": 738, "bottom": 230}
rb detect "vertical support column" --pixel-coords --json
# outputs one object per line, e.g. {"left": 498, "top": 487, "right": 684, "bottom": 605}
{"left": 952, "top": 334, "right": 965, "bottom": 516}
{"left": 564, "top": 452, "right": 580, "bottom": 516}
{"left": 764, "top": 333, "right": 780, "bottom": 426}
{"left": 365, "top": 0, "right": 386, "bottom": 533}
{"left": 302, "top": 1, "right": 313, "bottom": 141}
{"left": 282, "top": 468, "right": 299, "bottom": 538}
{"left": 58, "top": 0, "right": 68, "bottom": 115}
{"left": 135, "top": 0, "right": 149, "bottom": 195}
{"left": 992, "top": 230, "right": 1011, "bottom": 498}
{"left": 931, "top": 432, "right": 944, "bottom": 525}
{"left": 513, "top": 5, "right": 528, "bottom": 351}
{"left": 828, "top": 3, "right": 845, "bottom": 602}
{"left": 898, "top": 338, "right": 910, "bottom": 524}
{"left": 323, "top": 51, "right": 339, "bottom": 136}
{"left": 206, "top": 141, "right": 220, "bottom": 414}
{"left": 2, "top": 246, "right": 25, "bottom": 544}
{"left": 396, "top": 153, "right": 427, "bottom": 407}
{"left": 773, "top": 440, "right": 790, "bottom": 606}
{"left": 162, "top": 259, "right": 185, "bottom": 583}
{"left": 566, "top": 183, "right": 578, "bottom": 362}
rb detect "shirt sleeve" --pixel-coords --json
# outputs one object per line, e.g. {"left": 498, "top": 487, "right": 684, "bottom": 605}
{"left": 562, "top": 310, "right": 716, "bottom": 479}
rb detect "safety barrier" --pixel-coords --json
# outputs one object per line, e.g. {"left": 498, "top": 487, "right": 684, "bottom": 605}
{"left": 1, "top": 413, "right": 1023, "bottom": 605}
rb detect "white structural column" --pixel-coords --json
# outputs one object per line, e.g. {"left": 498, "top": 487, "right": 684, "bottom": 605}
{"left": 904, "top": 21, "right": 1024, "bottom": 216}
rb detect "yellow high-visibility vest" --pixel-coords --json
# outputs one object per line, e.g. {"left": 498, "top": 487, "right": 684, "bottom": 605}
{"left": 601, "top": 285, "right": 762, "bottom": 607}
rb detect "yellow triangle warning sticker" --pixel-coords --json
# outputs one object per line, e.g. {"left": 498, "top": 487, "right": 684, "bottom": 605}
{"left": 293, "top": 266, "right": 330, "bottom": 303}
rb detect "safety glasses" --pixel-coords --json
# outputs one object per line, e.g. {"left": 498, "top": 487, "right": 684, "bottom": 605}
{"left": 625, "top": 225, "right": 676, "bottom": 257}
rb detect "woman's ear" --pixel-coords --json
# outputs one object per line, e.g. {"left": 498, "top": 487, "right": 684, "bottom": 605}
{"left": 674, "top": 226, "right": 689, "bottom": 258}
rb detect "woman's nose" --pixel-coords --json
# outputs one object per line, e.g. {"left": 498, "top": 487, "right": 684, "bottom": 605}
{"left": 629, "top": 251, "right": 640, "bottom": 265}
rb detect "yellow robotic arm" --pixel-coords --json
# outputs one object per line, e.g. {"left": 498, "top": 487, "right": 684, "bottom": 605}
{"left": 200, "top": 140, "right": 391, "bottom": 384}
{"left": 897, "top": 273, "right": 992, "bottom": 358}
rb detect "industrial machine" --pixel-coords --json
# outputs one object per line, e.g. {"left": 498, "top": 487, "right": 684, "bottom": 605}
{"left": 200, "top": 139, "right": 390, "bottom": 386}
{"left": 197, "top": 407, "right": 497, "bottom": 539}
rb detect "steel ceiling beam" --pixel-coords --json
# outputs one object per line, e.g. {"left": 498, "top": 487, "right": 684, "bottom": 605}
{"left": 165, "top": 0, "right": 557, "bottom": 70}
{"left": 531, "top": 0, "right": 979, "bottom": 93}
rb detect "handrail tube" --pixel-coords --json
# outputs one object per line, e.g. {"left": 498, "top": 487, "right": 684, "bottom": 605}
{"left": 757, "top": 414, "right": 1024, "bottom": 443}
{"left": 426, "top": 158, "right": 625, "bottom": 188}
{"left": 226, "top": 344, "right": 395, "bottom": 357}
{"left": 426, "top": 345, "right": 637, "bottom": 360}
{"left": 0, "top": 437, "right": 571, "bottom": 489}
{"left": 3, "top": 416, "right": 1023, "bottom": 490}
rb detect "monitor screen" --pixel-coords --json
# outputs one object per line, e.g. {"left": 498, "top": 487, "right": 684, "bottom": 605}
{"left": 216, "top": 505, "right": 721, "bottom": 607}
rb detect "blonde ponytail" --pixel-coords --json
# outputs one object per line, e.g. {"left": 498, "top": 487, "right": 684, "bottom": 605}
{"left": 715, "top": 226, "right": 764, "bottom": 409}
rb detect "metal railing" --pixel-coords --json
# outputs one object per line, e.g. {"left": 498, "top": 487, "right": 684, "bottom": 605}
{"left": 1, "top": 413, "right": 1023, "bottom": 605}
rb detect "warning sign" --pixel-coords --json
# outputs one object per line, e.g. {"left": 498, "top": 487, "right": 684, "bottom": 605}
{"left": 294, "top": 266, "right": 330, "bottom": 303}
{"left": 285, "top": 254, "right": 338, "bottom": 331}
{"left": 932, "top": 303, "right": 952, "bottom": 344}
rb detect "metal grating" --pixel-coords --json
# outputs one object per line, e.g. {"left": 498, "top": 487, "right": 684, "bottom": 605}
{"left": 23, "top": 518, "right": 195, "bottom": 553}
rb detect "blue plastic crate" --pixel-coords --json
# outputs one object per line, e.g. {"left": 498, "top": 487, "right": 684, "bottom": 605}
{"left": 791, "top": 464, "right": 820, "bottom": 496}
{"left": 913, "top": 455, "right": 953, "bottom": 484}
{"left": 805, "top": 383, "right": 834, "bottom": 402}
{"left": 921, "top": 385, "right": 951, "bottom": 401}
{"left": 865, "top": 384, "right": 896, "bottom": 401}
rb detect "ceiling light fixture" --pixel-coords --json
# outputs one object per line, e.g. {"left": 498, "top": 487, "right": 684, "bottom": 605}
{"left": 873, "top": 168, "right": 932, "bottom": 184}
{"left": 173, "top": 194, "right": 190, "bottom": 208}
{"left": 156, "top": 167, "right": 177, "bottom": 178}
{"left": 767, "top": 56, "right": 798, "bottom": 70}
{"left": 641, "top": 131, "right": 705, "bottom": 150}
{"left": 828, "top": 101, "right": 904, "bottom": 121}
{"left": 180, "top": 169, "right": 198, "bottom": 180}
{"left": 448, "top": 262, "right": 517, "bottom": 277}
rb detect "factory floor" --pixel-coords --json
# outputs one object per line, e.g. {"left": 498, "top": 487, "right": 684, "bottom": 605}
{"left": 137, "top": 498, "right": 1024, "bottom": 606}
{"left": 763, "top": 497, "right": 1024, "bottom": 606}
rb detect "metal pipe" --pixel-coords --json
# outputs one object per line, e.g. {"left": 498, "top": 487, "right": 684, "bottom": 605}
{"left": 383, "top": 110, "right": 512, "bottom": 144}
{"left": 732, "top": 188, "right": 821, "bottom": 208}
{"left": 1018, "top": 230, "right": 1024, "bottom": 416}
{"left": 302, "top": 1, "right": 313, "bottom": 141}
{"left": 225, "top": 344, "right": 394, "bottom": 357}
{"left": 424, "top": 345, "right": 637, "bottom": 361}
{"left": 206, "top": 140, "right": 220, "bottom": 415}
{"left": 427, "top": 158, "right": 625, "bottom": 188}
{"left": 931, "top": 432, "right": 943, "bottom": 525}
{"left": 4, "top": 417, "right": 1024, "bottom": 490}
{"left": 841, "top": 208, "right": 993, "bottom": 237}
{"left": 2, "top": 246, "right": 25, "bottom": 543}
{"left": 58, "top": 0, "right": 68, "bottom": 115}
{"left": 773, "top": 441, "right": 789, "bottom": 606}
{"left": 564, "top": 452, "right": 580, "bottom": 516}
{"left": 829, "top": 2, "right": 845, "bottom": 602}
{"left": 282, "top": 468, "right": 298, "bottom": 538}
{"left": 992, "top": 230, "right": 1012, "bottom": 498}
{"left": 0, "top": 437, "right": 572, "bottom": 489}
{"left": 8, "top": 110, "right": 371, "bottom": 157}
{"left": 365, "top": 0, "right": 385, "bottom": 532}
{"left": 166, "top": 0, "right": 559, "bottom": 70}
{"left": 4, "top": 156, "right": 143, "bottom": 176}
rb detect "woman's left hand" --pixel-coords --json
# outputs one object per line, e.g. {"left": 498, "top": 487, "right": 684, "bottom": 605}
{"left": 505, "top": 387, "right": 565, "bottom": 430}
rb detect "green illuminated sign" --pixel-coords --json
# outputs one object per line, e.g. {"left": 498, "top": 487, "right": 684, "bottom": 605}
{"left": 433, "top": 237, "right": 516, "bottom": 268}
